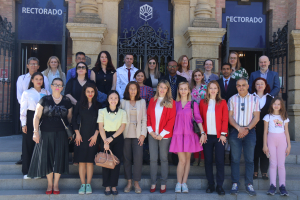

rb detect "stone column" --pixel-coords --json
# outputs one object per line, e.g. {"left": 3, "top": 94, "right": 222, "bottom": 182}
{"left": 67, "top": 0, "right": 107, "bottom": 67}
{"left": 288, "top": 30, "right": 300, "bottom": 141}
{"left": 183, "top": 0, "right": 225, "bottom": 70}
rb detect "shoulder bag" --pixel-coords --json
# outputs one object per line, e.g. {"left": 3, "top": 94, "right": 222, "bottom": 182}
{"left": 60, "top": 116, "right": 74, "bottom": 138}
{"left": 94, "top": 149, "right": 120, "bottom": 169}
{"left": 191, "top": 101, "right": 201, "bottom": 137}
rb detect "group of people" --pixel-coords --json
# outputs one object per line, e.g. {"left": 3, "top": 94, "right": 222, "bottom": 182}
{"left": 17, "top": 50, "right": 290, "bottom": 197}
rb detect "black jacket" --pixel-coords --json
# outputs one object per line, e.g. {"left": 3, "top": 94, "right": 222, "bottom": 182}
{"left": 144, "top": 72, "right": 164, "bottom": 88}
{"left": 161, "top": 74, "right": 187, "bottom": 99}
{"left": 217, "top": 78, "right": 238, "bottom": 103}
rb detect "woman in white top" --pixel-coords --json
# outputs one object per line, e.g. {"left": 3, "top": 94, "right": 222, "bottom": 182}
{"left": 176, "top": 55, "right": 193, "bottom": 85}
{"left": 42, "top": 56, "right": 66, "bottom": 94}
{"left": 20, "top": 72, "right": 49, "bottom": 179}
{"left": 144, "top": 57, "right": 163, "bottom": 93}
{"left": 147, "top": 80, "right": 176, "bottom": 193}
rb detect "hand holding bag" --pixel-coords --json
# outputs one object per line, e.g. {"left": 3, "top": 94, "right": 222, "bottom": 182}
{"left": 191, "top": 101, "right": 201, "bottom": 137}
{"left": 94, "top": 149, "right": 120, "bottom": 169}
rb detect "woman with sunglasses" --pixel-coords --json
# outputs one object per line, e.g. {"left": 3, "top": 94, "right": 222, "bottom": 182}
{"left": 65, "top": 62, "right": 96, "bottom": 106}
{"left": 144, "top": 57, "right": 163, "bottom": 94}
{"left": 28, "top": 78, "right": 73, "bottom": 194}
{"left": 20, "top": 72, "right": 49, "bottom": 179}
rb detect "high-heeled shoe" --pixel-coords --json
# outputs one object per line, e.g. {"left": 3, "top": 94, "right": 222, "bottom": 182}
{"left": 150, "top": 185, "right": 156, "bottom": 193}
{"left": 53, "top": 190, "right": 60, "bottom": 195}
{"left": 45, "top": 190, "right": 53, "bottom": 195}
{"left": 160, "top": 185, "right": 166, "bottom": 194}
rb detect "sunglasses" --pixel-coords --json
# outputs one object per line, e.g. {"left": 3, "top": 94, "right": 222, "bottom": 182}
{"left": 149, "top": 62, "right": 156, "bottom": 65}
{"left": 77, "top": 66, "right": 86, "bottom": 70}
{"left": 168, "top": 65, "right": 177, "bottom": 69}
{"left": 241, "top": 103, "right": 245, "bottom": 111}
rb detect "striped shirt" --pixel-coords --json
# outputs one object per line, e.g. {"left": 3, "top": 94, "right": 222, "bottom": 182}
{"left": 228, "top": 93, "right": 260, "bottom": 127}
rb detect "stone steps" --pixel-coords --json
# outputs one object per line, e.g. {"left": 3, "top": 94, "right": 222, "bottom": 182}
{"left": 0, "top": 189, "right": 298, "bottom": 200}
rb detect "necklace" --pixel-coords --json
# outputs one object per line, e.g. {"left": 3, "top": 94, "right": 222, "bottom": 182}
{"left": 52, "top": 95, "right": 62, "bottom": 101}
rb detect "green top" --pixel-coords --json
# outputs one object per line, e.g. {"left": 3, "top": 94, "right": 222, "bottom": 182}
{"left": 97, "top": 108, "right": 127, "bottom": 132}
{"left": 220, "top": 67, "right": 249, "bottom": 80}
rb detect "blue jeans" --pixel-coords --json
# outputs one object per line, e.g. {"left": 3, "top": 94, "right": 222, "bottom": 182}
{"left": 228, "top": 128, "right": 256, "bottom": 186}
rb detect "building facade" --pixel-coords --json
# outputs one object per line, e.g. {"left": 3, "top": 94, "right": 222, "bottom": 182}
{"left": 0, "top": 0, "right": 300, "bottom": 140}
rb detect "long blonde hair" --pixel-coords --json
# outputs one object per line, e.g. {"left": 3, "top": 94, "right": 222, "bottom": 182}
{"left": 228, "top": 51, "right": 241, "bottom": 70}
{"left": 144, "top": 57, "right": 160, "bottom": 79}
{"left": 204, "top": 80, "right": 223, "bottom": 104}
{"left": 191, "top": 68, "right": 205, "bottom": 89}
{"left": 176, "top": 82, "right": 191, "bottom": 101}
{"left": 43, "top": 56, "right": 64, "bottom": 79}
{"left": 154, "top": 79, "right": 173, "bottom": 108}
{"left": 178, "top": 55, "right": 190, "bottom": 73}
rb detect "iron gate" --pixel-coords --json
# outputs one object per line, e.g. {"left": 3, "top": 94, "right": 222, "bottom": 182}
{"left": 0, "top": 16, "right": 14, "bottom": 135}
{"left": 268, "top": 21, "right": 288, "bottom": 104}
{"left": 222, "top": 18, "right": 230, "bottom": 63}
{"left": 117, "top": 22, "right": 173, "bottom": 73}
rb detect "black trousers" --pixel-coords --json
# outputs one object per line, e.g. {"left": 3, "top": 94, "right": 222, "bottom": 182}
{"left": 203, "top": 135, "right": 225, "bottom": 187}
{"left": 101, "top": 131, "right": 124, "bottom": 187}
{"left": 22, "top": 110, "right": 36, "bottom": 175}
{"left": 254, "top": 130, "right": 269, "bottom": 173}
{"left": 123, "top": 138, "right": 143, "bottom": 181}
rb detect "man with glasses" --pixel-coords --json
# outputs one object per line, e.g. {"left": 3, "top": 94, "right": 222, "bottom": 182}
{"left": 248, "top": 55, "right": 280, "bottom": 96}
{"left": 228, "top": 78, "right": 260, "bottom": 196}
{"left": 116, "top": 54, "right": 138, "bottom": 99}
{"left": 161, "top": 60, "right": 187, "bottom": 100}
{"left": 16, "top": 57, "right": 50, "bottom": 165}
{"left": 66, "top": 52, "right": 91, "bottom": 83}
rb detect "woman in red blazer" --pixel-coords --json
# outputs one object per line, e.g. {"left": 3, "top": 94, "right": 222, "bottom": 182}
{"left": 199, "top": 80, "right": 228, "bottom": 195}
{"left": 147, "top": 79, "right": 176, "bottom": 194}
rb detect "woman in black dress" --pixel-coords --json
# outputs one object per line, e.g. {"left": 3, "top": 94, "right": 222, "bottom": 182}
{"left": 28, "top": 78, "right": 73, "bottom": 195}
{"left": 73, "top": 83, "right": 101, "bottom": 195}
{"left": 90, "top": 51, "right": 116, "bottom": 95}
{"left": 65, "top": 62, "right": 95, "bottom": 106}
{"left": 251, "top": 77, "right": 273, "bottom": 180}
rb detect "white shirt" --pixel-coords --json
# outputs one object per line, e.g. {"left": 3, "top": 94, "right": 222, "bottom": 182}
{"left": 42, "top": 70, "right": 66, "bottom": 94}
{"left": 206, "top": 99, "right": 217, "bottom": 135}
{"left": 116, "top": 64, "right": 138, "bottom": 99}
{"left": 223, "top": 77, "right": 230, "bottom": 87}
{"left": 16, "top": 73, "right": 50, "bottom": 104}
{"left": 150, "top": 74, "right": 158, "bottom": 91}
{"left": 263, "top": 114, "right": 289, "bottom": 134}
{"left": 20, "top": 88, "right": 49, "bottom": 126}
{"left": 147, "top": 97, "right": 169, "bottom": 139}
{"left": 253, "top": 92, "right": 271, "bottom": 109}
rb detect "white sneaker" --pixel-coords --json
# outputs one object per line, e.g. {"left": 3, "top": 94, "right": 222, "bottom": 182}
{"left": 175, "top": 182, "right": 181, "bottom": 193}
{"left": 23, "top": 175, "right": 31, "bottom": 179}
{"left": 181, "top": 183, "right": 189, "bottom": 193}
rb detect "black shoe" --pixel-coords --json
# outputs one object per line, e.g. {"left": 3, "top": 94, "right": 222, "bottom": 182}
{"left": 112, "top": 190, "right": 118, "bottom": 195}
{"left": 206, "top": 185, "right": 215, "bottom": 193}
{"left": 104, "top": 190, "right": 112, "bottom": 195}
{"left": 15, "top": 159, "right": 22, "bottom": 165}
{"left": 216, "top": 186, "right": 225, "bottom": 195}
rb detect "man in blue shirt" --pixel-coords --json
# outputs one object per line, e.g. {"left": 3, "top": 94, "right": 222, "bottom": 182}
{"left": 249, "top": 55, "right": 280, "bottom": 97}
{"left": 66, "top": 52, "right": 91, "bottom": 83}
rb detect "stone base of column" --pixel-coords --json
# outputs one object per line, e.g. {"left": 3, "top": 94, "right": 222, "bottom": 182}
{"left": 192, "top": 18, "right": 219, "bottom": 28}
{"left": 66, "top": 23, "right": 107, "bottom": 67}
{"left": 288, "top": 104, "right": 300, "bottom": 141}
{"left": 184, "top": 27, "right": 226, "bottom": 71}
{"left": 73, "top": 13, "right": 101, "bottom": 24}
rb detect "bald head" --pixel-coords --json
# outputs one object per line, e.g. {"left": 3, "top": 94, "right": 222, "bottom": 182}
{"left": 259, "top": 55, "right": 270, "bottom": 72}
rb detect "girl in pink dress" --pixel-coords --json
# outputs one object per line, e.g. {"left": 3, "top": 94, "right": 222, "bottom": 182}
{"left": 169, "top": 82, "right": 205, "bottom": 193}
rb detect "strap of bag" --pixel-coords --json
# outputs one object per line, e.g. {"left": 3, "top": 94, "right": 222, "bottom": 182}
{"left": 191, "top": 101, "right": 196, "bottom": 122}
{"left": 106, "top": 149, "right": 119, "bottom": 164}
{"left": 59, "top": 115, "right": 68, "bottom": 130}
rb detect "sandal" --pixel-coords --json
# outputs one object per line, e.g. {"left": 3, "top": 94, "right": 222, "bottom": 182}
{"left": 262, "top": 173, "right": 269, "bottom": 180}
{"left": 253, "top": 172, "right": 258, "bottom": 179}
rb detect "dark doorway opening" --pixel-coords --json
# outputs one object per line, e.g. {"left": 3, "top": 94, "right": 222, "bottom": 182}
{"left": 20, "top": 43, "right": 62, "bottom": 74}
{"left": 234, "top": 50, "right": 264, "bottom": 76}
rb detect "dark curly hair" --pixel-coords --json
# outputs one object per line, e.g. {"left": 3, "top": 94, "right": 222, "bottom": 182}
{"left": 93, "top": 51, "right": 116, "bottom": 73}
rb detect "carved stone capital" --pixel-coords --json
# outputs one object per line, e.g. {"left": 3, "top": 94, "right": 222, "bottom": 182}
{"left": 80, "top": 0, "right": 98, "bottom": 13}
{"left": 194, "top": 0, "right": 212, "bottom": 18}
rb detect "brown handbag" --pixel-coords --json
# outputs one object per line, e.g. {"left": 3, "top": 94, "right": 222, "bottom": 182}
{"left": 94, "top": 149, "right": 120, "bottom": 169}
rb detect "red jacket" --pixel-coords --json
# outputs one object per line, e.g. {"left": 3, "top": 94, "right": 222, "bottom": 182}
{"left": 147, "top": 98, "right": 176, "bottom": 138}
{"left": 199, "top": 99, "right": 229, "bottom": 138}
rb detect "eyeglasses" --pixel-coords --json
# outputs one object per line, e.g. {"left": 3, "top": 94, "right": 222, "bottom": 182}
{"left": 241, "top": 103, "right": 245, "bottom": 111}
{"left": 77, "top": 66, "right": 86, "bottom": 70}
{"left": 230, "top": 57, "right": 237, "bottom": 60}
{"left": 168, "top": 65, "right": 177, "bottom": 69}
{"left": 149, "top": 62, "right": 156, "bottom": 65}
{"left": 52, "top": 84, "right": 63, "bottom": 88}
{"left": 205, "top": 64, "right": 213, "bottom": 66}
{"left": 28, "top": 63, "right": 38, "bottom": 66}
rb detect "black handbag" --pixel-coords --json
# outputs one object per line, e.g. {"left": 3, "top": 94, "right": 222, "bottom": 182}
{"left": 60, "top": 116, "right": 74, "bottom": 138}
{"left": 191, "top": 101, "right": 201, "bottom": 137}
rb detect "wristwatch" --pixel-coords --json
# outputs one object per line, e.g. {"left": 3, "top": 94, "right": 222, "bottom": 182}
{"left": 111, "top": 135, "right": 115, "bottom": 139}
{"left": 221, "top": 133, "right": 227, "bottom": 136}
{"left": 201, "top": 132, "right": 206, "bottom": 135}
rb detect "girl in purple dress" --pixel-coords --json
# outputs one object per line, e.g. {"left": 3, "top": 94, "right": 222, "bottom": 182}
{"left": 169, "top": 82, "right": 205, "bottom": 193}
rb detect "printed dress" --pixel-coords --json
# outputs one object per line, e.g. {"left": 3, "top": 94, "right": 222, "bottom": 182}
{"left": 191, "top": 84, "right": 207, "bottom": 104}
{"left": 169, "top": 101, "right": 203, "bottom": 153}
{"left": 220, "top": 67, "right": 248, "bottom": 80}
